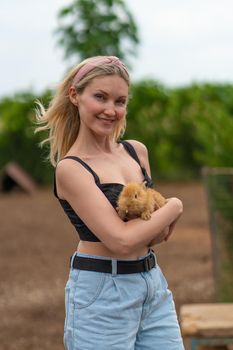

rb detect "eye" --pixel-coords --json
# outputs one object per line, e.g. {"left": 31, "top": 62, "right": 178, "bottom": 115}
{"left": 94, "top": 93, "right": 106, "bottom": 101}
{"left": 116, "top": 99, "right": 127, "bottom": 106}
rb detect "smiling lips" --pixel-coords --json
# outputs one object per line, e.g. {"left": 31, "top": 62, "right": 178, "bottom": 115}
{"left": 97, "top": 116, "right": 115, "bottom": 123}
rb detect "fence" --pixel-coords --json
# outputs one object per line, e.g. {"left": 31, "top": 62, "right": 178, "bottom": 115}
{"left": 202, "top": 167, "right": 233, "bottom": 301}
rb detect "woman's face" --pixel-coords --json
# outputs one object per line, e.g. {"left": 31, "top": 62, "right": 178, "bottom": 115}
{"left": 75, "top": 75, "right": 129, "bottom": 137}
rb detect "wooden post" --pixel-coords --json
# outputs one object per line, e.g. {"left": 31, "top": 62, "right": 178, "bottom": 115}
{"left": 202, "top": 167, "right": 233, "bottom": 301}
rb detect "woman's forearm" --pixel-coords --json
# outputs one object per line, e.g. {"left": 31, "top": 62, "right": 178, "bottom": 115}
{"left": 118, "top": 198, "right": 183, "bottom": 254}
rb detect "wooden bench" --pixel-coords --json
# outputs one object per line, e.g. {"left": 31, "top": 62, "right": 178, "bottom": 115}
{"left": 180, "top": 303, "right": 233, "bottom": 350}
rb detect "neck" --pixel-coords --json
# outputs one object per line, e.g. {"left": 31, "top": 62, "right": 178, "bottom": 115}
{"left": 70, "top": 129, "right": 117, "bottom": 157}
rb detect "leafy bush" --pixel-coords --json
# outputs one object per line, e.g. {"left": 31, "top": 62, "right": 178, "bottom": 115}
{"left": 0, "top": 82, "right": 233, "bottom": 184}
{"left": 126, "top": 82, "right": 233, "bottom": 180}
{"left": 0, "top": 91, "right": 53, "bottom": 184}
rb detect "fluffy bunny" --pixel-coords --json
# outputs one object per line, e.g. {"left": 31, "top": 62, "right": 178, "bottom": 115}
{"left": 117, "top": 182, "right": 166, "bottom": 221}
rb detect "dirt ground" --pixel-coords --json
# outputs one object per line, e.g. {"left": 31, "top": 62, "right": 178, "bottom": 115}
{"left": 0, "top": 182, "right": 216, "bottom": 350}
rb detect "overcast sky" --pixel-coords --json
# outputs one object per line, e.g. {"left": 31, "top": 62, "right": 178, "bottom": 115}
{"left": 1, "top": 0, "right": 233, "bottom": 97}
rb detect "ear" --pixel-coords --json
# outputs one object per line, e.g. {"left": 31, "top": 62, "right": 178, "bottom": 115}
{"left": 69, "top": 86, "right": 79, "bottom": 106}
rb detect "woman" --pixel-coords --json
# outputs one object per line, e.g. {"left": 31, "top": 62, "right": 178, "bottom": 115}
{"left": 36, "top": 56, "right": 184, "bottom": 350}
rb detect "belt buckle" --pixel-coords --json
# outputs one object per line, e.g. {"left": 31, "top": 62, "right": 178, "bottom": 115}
{"left": 144, "top": 254, "right": 155, "bottom": 272}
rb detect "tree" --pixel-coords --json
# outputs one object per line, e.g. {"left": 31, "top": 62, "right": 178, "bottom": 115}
{"left": 55, "top": 0, "right": 139, "bottom": 66}
{"left": 0, "top": 91, "right": 54, "bottom": 184}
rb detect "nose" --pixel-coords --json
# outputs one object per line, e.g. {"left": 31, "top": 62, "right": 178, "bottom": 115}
{"left": 104, "top": 102, "right": 116, "bottom": 117}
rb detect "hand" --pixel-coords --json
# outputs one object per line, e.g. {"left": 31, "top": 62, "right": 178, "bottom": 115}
{"left": 163, "top": 198, "right": 183, "bottom": 241}
{"left": 148, "top": 227, "right": 169, "bottom": 247}
{"left": 148, "top": 197, "right": 183, "bottom": 246}
{"left": 164, "top": 212, "right": 182, "bottom": 241}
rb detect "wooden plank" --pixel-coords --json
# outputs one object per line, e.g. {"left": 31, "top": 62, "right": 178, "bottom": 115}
{"left": 1, "top": 161, "right": 37, "bottom": 193}
{"left": 180, "top": 303, "right": 233, "bottom": 337}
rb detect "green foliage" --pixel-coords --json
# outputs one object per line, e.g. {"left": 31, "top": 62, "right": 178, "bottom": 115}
{"left": 0, "top": 91, "right": 53, "bottom": 184}
{"left": 192, "top": 85, "right": 233, "bottom": 167}
{"left": 0, "top": 82, "right": 233, "bottom": 184}
{"left": 125, "top": 80, "right": 171, "bottom": 178}
{"left": 55, "top": 0, "right": 139, "bottom": 66}
{"left": 126, "top": 82, "right": 233, "bottom": 180}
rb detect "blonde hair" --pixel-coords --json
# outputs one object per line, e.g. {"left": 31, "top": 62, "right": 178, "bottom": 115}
{"left": 35, "top": 56, "right": 130, "bottom": 167}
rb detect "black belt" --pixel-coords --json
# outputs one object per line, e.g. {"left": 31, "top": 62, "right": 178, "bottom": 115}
{"left": 71, "top": 250, "right": 156, "bottom": 274}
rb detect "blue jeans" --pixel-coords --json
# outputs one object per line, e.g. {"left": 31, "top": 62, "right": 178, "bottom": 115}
{"left": 64, "top": 251, "right": 184, "bottom": 350}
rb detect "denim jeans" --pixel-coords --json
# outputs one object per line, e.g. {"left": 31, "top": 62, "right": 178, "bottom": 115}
{"left": 63, "top": 251, "right": 184, "bottom": 350}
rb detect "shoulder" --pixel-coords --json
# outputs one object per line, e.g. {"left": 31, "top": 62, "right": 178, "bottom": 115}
{"left": 124, "top": 139, "right": 151, "bottom": 176}
{"left": 56, "top": 157, "right": 89, "bottom": 179}
{"left": 55, "top": 157, "right": 95, "bottom": 199}
{"left": 125, "top": 139, "right": 149, "bottom": 166}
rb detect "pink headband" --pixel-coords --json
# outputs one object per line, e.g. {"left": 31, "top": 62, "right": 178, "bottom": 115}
{"left": 72, "top": 56, "right": 128, "bottom": 85}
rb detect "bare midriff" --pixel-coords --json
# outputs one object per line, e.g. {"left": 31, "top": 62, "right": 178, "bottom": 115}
{"left": 77, "top": 241, "right": 149, "bottom": 260}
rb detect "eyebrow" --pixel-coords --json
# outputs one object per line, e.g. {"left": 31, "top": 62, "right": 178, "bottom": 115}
{"left": 95, "top": 89, "right": 128, "bottom": 98}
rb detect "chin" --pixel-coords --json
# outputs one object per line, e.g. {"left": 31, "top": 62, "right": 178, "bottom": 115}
{"left": 94, "top": 127, "right": 116, "bottom": 137}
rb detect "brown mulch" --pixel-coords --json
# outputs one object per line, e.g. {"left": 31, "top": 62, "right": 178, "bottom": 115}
{"left": 0, "top": 182, "right": 216, "bottom": 350}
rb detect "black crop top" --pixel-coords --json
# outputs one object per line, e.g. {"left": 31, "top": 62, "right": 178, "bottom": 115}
{"left": 54, "top": 140, "right": 154, "bottom": 242}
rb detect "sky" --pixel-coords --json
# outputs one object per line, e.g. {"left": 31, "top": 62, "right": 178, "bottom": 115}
{"left": 1, "top": 0, "right": 233, "bottom": 97}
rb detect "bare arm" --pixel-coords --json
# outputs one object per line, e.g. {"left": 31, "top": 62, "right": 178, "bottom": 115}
{"left": 56, "top": 158, "right": 183, "bottom": 256}
{"left": 127, "top": 140, "right": 179, "bottom": 244}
